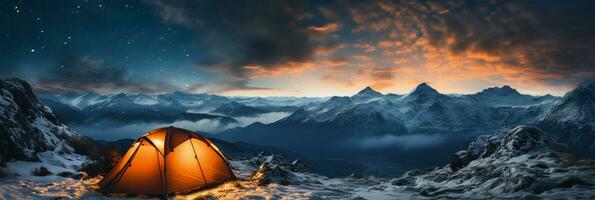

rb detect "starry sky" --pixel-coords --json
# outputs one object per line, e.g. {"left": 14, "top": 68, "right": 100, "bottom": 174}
{"left": 1, "top": 0, "right": 594, "bottom": 96}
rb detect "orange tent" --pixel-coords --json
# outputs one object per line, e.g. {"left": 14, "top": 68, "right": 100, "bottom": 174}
{"left": 98, "top": 126, "right": 236, "bottom": 197}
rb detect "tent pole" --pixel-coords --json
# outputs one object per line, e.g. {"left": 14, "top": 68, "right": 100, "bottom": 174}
{"left": 163, "top": 127, "right": 172, "bottom": 199}
{"left": 189, "top": 135, "right": 208, "bottom": 184}
{"left": 157, "top": 148, "right": 166, "bottom": 199}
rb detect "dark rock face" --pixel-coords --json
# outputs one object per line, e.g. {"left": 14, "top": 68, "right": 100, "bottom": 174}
{"left": 0, "top": 78, "right": 119, "bottom": 175}
{"left": 0, "top": 78, "right": 69, "bottom": 163}
{"left": 32, "top": 166, "right": 52, "bottom": 176}
{"left": 449, "top": 134, "right": 501, "bottom": 172}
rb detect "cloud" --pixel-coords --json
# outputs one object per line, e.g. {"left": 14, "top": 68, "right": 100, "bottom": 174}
{"left": 148, "top": 0, "right": 340, "bottom": 91}
{"left": 395, "top": 1, "right": 594, "bottom": 85}
{"left": 307, "top": 0, "right": 595, "bottom": 95}
{"left": 34, "top": 54, "right": 179, "bottom": 94}
{"left": 308, "top": 23, "right": 341, "bottom": 34}
{"left": 355, "top": 134, "right": 447, "bottom": 150}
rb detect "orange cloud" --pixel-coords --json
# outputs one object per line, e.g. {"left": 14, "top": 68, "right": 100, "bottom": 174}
{"left": 353, "top": 43, "right": 376, "bottom": 52}
{"left": 308, "top": 23, "right": 340, "bottom": 33}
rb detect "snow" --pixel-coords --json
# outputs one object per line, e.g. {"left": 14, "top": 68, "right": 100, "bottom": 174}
{"left": 234, "top": 112, "right": 291, "bottom": 126}
{"left": 2, "top": 132, "right": 595, "bottom": 199}
{"left": 132, "top": 97, "right": 159, "bottom": 106}
{"left": 1, "top": 147, "right": 91, "bottom": 199}
{"left": 378, "top": 126, "right": 595, "bottom": 199}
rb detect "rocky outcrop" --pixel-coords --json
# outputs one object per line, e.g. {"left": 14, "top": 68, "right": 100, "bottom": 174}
{"left": 396, "top": 126, "right": 595, "bottom": 198}
{"left": 250, "top": 163, "right": 292, "bottom": 185}
{"left": 0, "top": 78, "right": 77, "bottom": 163}
{"left": 245, "top": 153, "right": 309, "bottom": 185}
{"left": 0, "top": 78, "right": 118, "bottom": 176}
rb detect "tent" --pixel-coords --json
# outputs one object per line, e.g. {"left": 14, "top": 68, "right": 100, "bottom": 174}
{"left": 98, "top": 126, "right": 236, "bottom": 197}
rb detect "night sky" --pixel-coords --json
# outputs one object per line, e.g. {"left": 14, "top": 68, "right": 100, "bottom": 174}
{"left": 1, "top": 0, "right": 594, "bottom": 96}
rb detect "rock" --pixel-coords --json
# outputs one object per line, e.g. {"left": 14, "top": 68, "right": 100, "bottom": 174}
{"left": 556, "top": 176, "right": 590, "bottom": 188}
{"left": 404, "top": 169, "right": 424, "bottom": 176}
{"left": 348, "top": 173, "right": 363, "bottom": 179}
{"left": 449, "top": 153, "right": 466, "bottom": 172}
{"left": 57, "top": 171, "right": 85, "bottom": 179}
{"left": 392, "top": 126, "right": 595, "bottom": 198}
{"left": 32, "top": 166, "right": 52, "bottom": 176}
{"left": 250, "top": 164, "right": 291, "bottom": 186}
{"left": 390, "top": 177, "right": 411, "bottom": 186}
{"left": 288, "top": 159, "right": 307, "bottom": 172}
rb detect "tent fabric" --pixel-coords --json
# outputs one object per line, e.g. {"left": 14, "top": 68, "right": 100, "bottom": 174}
{"left": 98, "top": 126, "right": 235, "bottom": 197}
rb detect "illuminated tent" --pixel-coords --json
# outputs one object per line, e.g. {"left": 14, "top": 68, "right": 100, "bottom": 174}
{"left": 98, "top": 126, "right": 236, "bottom": 197}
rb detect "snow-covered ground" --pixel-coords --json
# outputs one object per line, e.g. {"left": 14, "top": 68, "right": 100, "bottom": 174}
{"left": 3, "top": 126, "right": 595, "bottom": 199}
{"left": 0, "top": 153, "right": 418, "bottom": 199}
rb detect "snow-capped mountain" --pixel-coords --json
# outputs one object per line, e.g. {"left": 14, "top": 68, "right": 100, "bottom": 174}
{"left": 469, "top": 85, "right": 559, "bottom": 107}
{"left": 402, "top": 82, "right": 445, "bottom": 102}
{"left": 212, "top": 101, "right": 268, "bottom": 117}
{"left": 221, "top": 83, "right": 555, "bottom": 148}
{"left": 230, "top": 96, "right": 328, "bottom": 107}
{"left": 351, "top": 86, "right": 383, "bottom": 102}
{"left": 216, "top": 83, "right": 573, "bottom": 175}
{"left": 39, "top": 91, "right": 324, "bottom": 127}
{"left": 540, "top": 81, "right": 595, "bottom": 127}
{"left": 538, "top": 80, "right": 595, "bottom": 155}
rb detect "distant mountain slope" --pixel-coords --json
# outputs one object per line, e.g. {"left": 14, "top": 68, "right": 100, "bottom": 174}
{"left": 39, "top": 90, "right": 324, "bottom": 129}
{"left": 37, "top": 96, "right": 87, "bottom": 124}
{"left": 538, "top": 80, "right": 595, "bottom": 155}
{"left": 468, "top": 85, "right": 559, "bottom": 107}
{"left": 212, "top": 101, "right": 269, "bottom": 117}
{"left": 218, "top": 83, "right": 557, "bottom": 155}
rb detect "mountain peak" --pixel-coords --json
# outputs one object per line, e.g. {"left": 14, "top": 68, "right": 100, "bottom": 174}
{"left": 354, "top": 86, "right": 382, "bottom": 97}
{"left": 576, "top": 80, "right": 595, "bottom": 92}
{"left": 416, "top": 82, "right": 433, "bottom": 89}
{"left": 409, "top": 82, "right": 440, "bottom": 96}
{"left": 477, "top": 85, "right": 521, "bottom": 96}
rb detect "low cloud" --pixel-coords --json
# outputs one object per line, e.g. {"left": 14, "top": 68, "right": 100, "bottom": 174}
{"left": 72, "top": 119, "right": 239, "bottom": 140}
{"left": 355, "top": 134, "right": 447, "bottom": 150}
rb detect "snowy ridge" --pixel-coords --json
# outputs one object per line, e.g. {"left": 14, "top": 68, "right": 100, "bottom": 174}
{"left": 380, "top": 126, "right": 595, "bottom": 199}
{"left": 537, "top": 80, "right": 595, "bottom": 155}
{"left": 0, "top": 78, "right": 81, "bottom": 162}
{"left": 539, "top": 80, "right": 595, "bottom": 127}
{"left": 0, "top": 78, "right": 89, "bottom": 179}
{"left": 45, "top": 91, "right": 326, "bottom": 111}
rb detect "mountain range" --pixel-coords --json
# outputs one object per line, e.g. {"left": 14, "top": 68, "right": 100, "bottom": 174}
{"left": 39, "top": 90, "right": 326, "bottom": 130}
{"left": 216, "top": 83, "right": 562, "bottom": 153}
{"left": 38, "top": 79, "right": 595, "bottom": 175}
{"left": 1, "top": 77, "right": 595, "bottom": 199}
